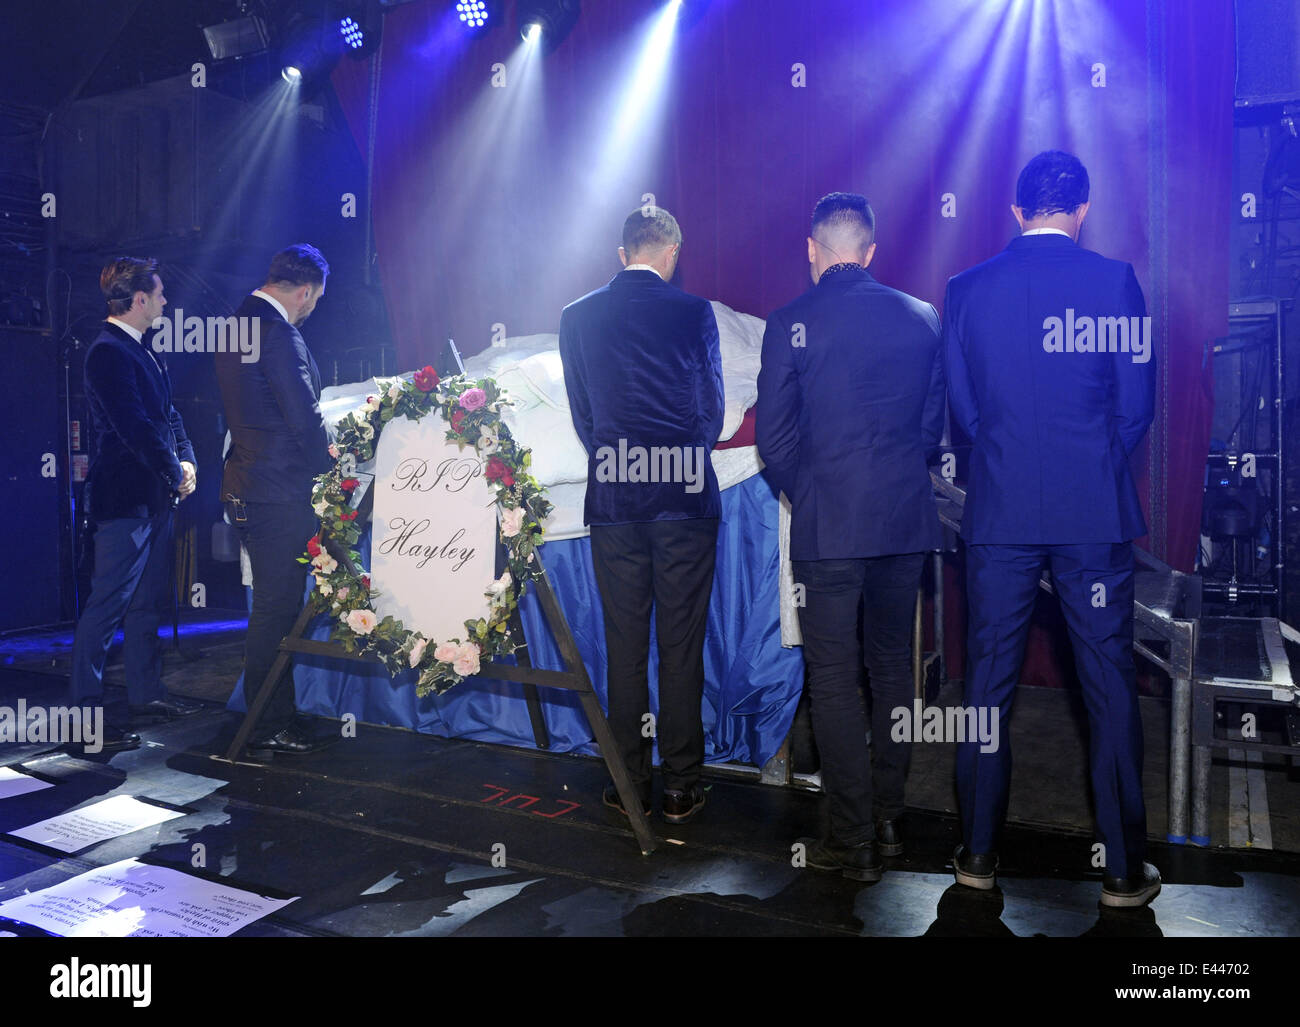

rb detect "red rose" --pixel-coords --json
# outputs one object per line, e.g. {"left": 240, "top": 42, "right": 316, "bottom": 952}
{"left": 340, "top": 477, "right": 359, "bottom": 493}
{"left": 361, "top": 574, "right": 371, "bottom": 588}
{"left": 307, "top": 535, "right": 322, "bottom": 557}
{"left": 342, "top": 509, "right": 359, "bottom": 521}
{"left": 450, "top": 408, "right": 466, "bottom": 432}
{"left": 414, "top": 366, "right": 440, "bottom": 392}
{"left": 485, "top": 456, "right": 514, "bottom": 487}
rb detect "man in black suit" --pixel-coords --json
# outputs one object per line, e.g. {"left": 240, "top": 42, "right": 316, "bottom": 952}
{"left": 943, "top": 151, "right": 1158, "bottom": 906}
{"left": 216, "top": 244, "right": 335, "bottom": 756}
{"left": 757, "top": 193, "right": 945, "bottom": 881}
{"left": 71, "top": 257, "right": 204, "bottom": 752}
{"left": 559, "top": 206, "right": 724, "bottom": 823}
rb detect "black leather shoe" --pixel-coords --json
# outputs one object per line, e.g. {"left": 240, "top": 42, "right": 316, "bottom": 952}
{"left": 130, "top": 697, "right": 204, "bottom": 722}
{"left": 662, "top": 784, "right": 706, "bottom": 824}
{"left": 246, "top": 725, "right": 336, "bottom": 757}
{"left": 1100, "top": 862, "right": 1161, "bottom": 908}
{"left": 953, "top": 844, "right": 998, "bottom": 890}
{"left": 874, "top": 818, "right": 903, "bottom": 857}
{"left": 602, "top": 784, "right": 651, "bottom": 819}
{"left": 798, "top": 836, "right": 882, "bottom": 882}
{"left": 82, "top": 724, "right": 141, "bottom": 755}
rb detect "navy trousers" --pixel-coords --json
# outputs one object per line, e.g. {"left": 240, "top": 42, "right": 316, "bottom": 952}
{"left": 70, "top": 510, "right": 173, "bottom": 705}
{"left": 957, "top": 542, "right": 1148, "bottom": 879}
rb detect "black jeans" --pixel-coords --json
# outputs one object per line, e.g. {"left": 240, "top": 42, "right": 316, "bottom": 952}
{"left": 226, "top": 498, "right": 318, "bottom": 736}
{"left": 589, "top": 518, "right": 719, "bottom": 799}
{"left": 793, "top": 552, "right": 926, "bottom": 845}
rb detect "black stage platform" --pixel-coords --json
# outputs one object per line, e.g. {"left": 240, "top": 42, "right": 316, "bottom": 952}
{"left": 1, "top": 667, "right": 1296, "bottom": 939}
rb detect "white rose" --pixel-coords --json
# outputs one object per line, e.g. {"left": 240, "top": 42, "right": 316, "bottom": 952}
{"left": 477, "top": 430, "right": 500, "bottom": 456}
{"left": 387, "top": 383, "right": 403, "bottom": 400}
{"left": 486, "top": 571, "right": 512, "bottom": 602}
{"left": 314, "top": 499, "right": 329, "bottom": 516}
{"left": 312, "top": 552, "right": 337, "bottom": 574}
{"left": 318, "top": 580, "right": 332, "bottom": 596}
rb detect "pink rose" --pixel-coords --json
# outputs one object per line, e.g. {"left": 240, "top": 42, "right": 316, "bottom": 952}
{"left": 500, "top": 506, "right": 525, "bottom": 538}
{"left": 346, "top": 608, "right": 377, "bottom": 634}
{"left": 459, "top": 387, "right": 487, "bottom": 411}
{"left": 433, "top": 641, "right": 459, "bottom": 664}
{"left": 336, "top": 586, "right": 350, "bottom": 602}
{"left": 409, "top": 637, "right": 427, "bottom": 668}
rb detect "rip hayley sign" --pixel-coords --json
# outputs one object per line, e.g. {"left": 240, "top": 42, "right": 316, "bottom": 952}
{"left": 369, "top": 415, "right": 496, "bottom": 643}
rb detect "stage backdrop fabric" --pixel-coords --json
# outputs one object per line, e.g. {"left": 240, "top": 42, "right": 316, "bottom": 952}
{"left": 332, "top": 0, "right": 1230, "bottom": 689}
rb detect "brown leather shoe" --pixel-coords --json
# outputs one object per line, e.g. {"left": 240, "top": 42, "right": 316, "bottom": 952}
{"left": 662, "top": 784, "right": 706, "bottom": 824}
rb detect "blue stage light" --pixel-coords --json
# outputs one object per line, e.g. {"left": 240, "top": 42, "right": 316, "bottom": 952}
{"left": 339, "top": 16, "right": 365, "bottom": 49}
{"left": 457, "top": 1, "right": 490, "bottom": 29}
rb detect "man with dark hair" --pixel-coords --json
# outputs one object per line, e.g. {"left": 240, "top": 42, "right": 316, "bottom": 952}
{"left": 944, "top": 150, "right": 1159, "bottom": 906}
{"left": 216, "top": 244, "right": 334, "bottom": 756}
{"left": 71, "top": 257, "right": 203, "bottom": 752}
{"left": 559, "top": 205, "right": 723, "bottom": 823}
{"left": 757, "top": 192, "right": 944, "bottom": 881}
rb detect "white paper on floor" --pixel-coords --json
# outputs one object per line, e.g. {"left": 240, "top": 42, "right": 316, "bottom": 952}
{"left": 0, "top": 858, "right": 298, "bottom": 937}
{"left": 7, "top": 794, "right": 185, "bottom": 853}
{"left": 0, "top": 766, "right": 54, "bottom": 799}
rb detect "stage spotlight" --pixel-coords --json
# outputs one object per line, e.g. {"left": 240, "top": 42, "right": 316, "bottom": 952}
{"left": 517, "top": 0, "right": 579, "bottom": 53}
{"left": 202, "top": 15, "right": 271, "bottom": 61}
{"left": 282, "top": 65, "right": 303, "bottom": 84}
{"left": 454, "top": 0, "right": 501, "bottom": 35}
{"left": 339, "top": 16, "right": 365, "bottom": 50}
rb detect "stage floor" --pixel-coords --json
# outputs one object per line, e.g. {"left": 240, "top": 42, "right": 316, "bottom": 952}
{"left": 0, "top": 664, "right": 1296, "bottom": 938}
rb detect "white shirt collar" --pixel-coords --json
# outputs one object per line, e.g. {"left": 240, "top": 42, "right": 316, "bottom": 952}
{"left": 1021, "top": 228, "right": 1072, "bottom": 238}
{"left": 251, "top": 289, "right": 292, "bottom": 323}
{"left": 106, "top": 316, "right": 143, "bottom": 344}
{"left": 622, "top": 264, "right": 663, "bottom": 279}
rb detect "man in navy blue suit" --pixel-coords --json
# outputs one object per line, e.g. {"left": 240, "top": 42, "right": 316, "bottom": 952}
{"left": 71, "top": 257, "right": 203, "bottom": 752}
{"left": 943, "top": 151, "right": 1159, "bottom": 906}
{"left": 559, "top": 206, "right": 724, "bottom": 824}
{"left": 757, "top": 193, "right": 945, "bottom": 881}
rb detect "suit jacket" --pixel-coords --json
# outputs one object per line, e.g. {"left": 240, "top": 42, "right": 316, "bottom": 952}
{"left": 757, "top": 265, "right": 945, "bottom": 561}
{"left": 216, "top": 294, "right": 332, "bottom": 506}
{"left": 943, "top": 233, "right": 1155, "bottom": 544}
{"left": 559, "top": 269, "right": 724, "bottom": 525}
{"left": 83, "top": 321, "right": 195, "bottom": 521}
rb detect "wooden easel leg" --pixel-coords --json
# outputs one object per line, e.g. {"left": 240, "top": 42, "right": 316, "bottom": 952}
{"left": 533, "top": 569, "right": 656, "bottom": 855}
{"left": 222, "top": 603, "right": 317, "bottom": 762}
{"left": 510, "top": 609, "right": 550, "bottom": 750}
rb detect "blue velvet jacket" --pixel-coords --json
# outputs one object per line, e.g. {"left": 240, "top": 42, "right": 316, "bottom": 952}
{"left": 83, "top": 321, "right": 195, "bottom": 521}
{"left": 559, "top": 269, "right": 724, "bottom": 526}
{"left": 943, "top": 233, "right": 1155, "bottom": 544}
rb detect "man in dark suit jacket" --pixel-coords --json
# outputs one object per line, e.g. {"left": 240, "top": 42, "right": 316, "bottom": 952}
{"left": 71, "top": 257, "right": 203, "bottom": 751}
{"left": 215, "top": 244, "right": 334, "bottom": 756}
{"left": 758, "top": 192, "right": 944, "bottom": 881}
{"left": 559, "top": 206, "right": 724, "bottom": 824}
{"left": 943, "top": 151, "right": 1159, "bottom": 906}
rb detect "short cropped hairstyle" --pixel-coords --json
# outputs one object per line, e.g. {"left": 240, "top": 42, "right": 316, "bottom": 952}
{"left": 811, "top": 192, "right": 876, "bottom": 247}
{"left": 265, "top": 244, "right": 330, "bottom": 288}
{"left": 622, "top": 206, "right": 681, "bottom": 257}
{"left": 100, "top": 257, "right": 159, "bottom": 316}
{"left": 1015, "top": 150, "right": 1090, "bottom": 218}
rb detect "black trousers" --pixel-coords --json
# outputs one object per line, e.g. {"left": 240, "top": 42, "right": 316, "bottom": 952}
{"left": 589, "top": 518, "right": 719, "bottom": 799}
{"left": 226, "top": 499, "right": 318, "bottom": 736}
{"left": 792, "top": 552, "right": 926, "bottom": 846}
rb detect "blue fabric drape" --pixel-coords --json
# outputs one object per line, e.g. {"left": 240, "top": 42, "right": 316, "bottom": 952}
{"left": 228, "top": 473, "right": 803, "bottom": 767}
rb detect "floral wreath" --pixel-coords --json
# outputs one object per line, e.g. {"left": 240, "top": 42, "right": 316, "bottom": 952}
{"left": 301, "top": 366, "right": 552, "bottom": 696}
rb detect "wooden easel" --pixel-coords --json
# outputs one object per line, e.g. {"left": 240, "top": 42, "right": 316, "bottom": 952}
{"left": 219, "top": 543, "right": 657, "bottom": 856}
